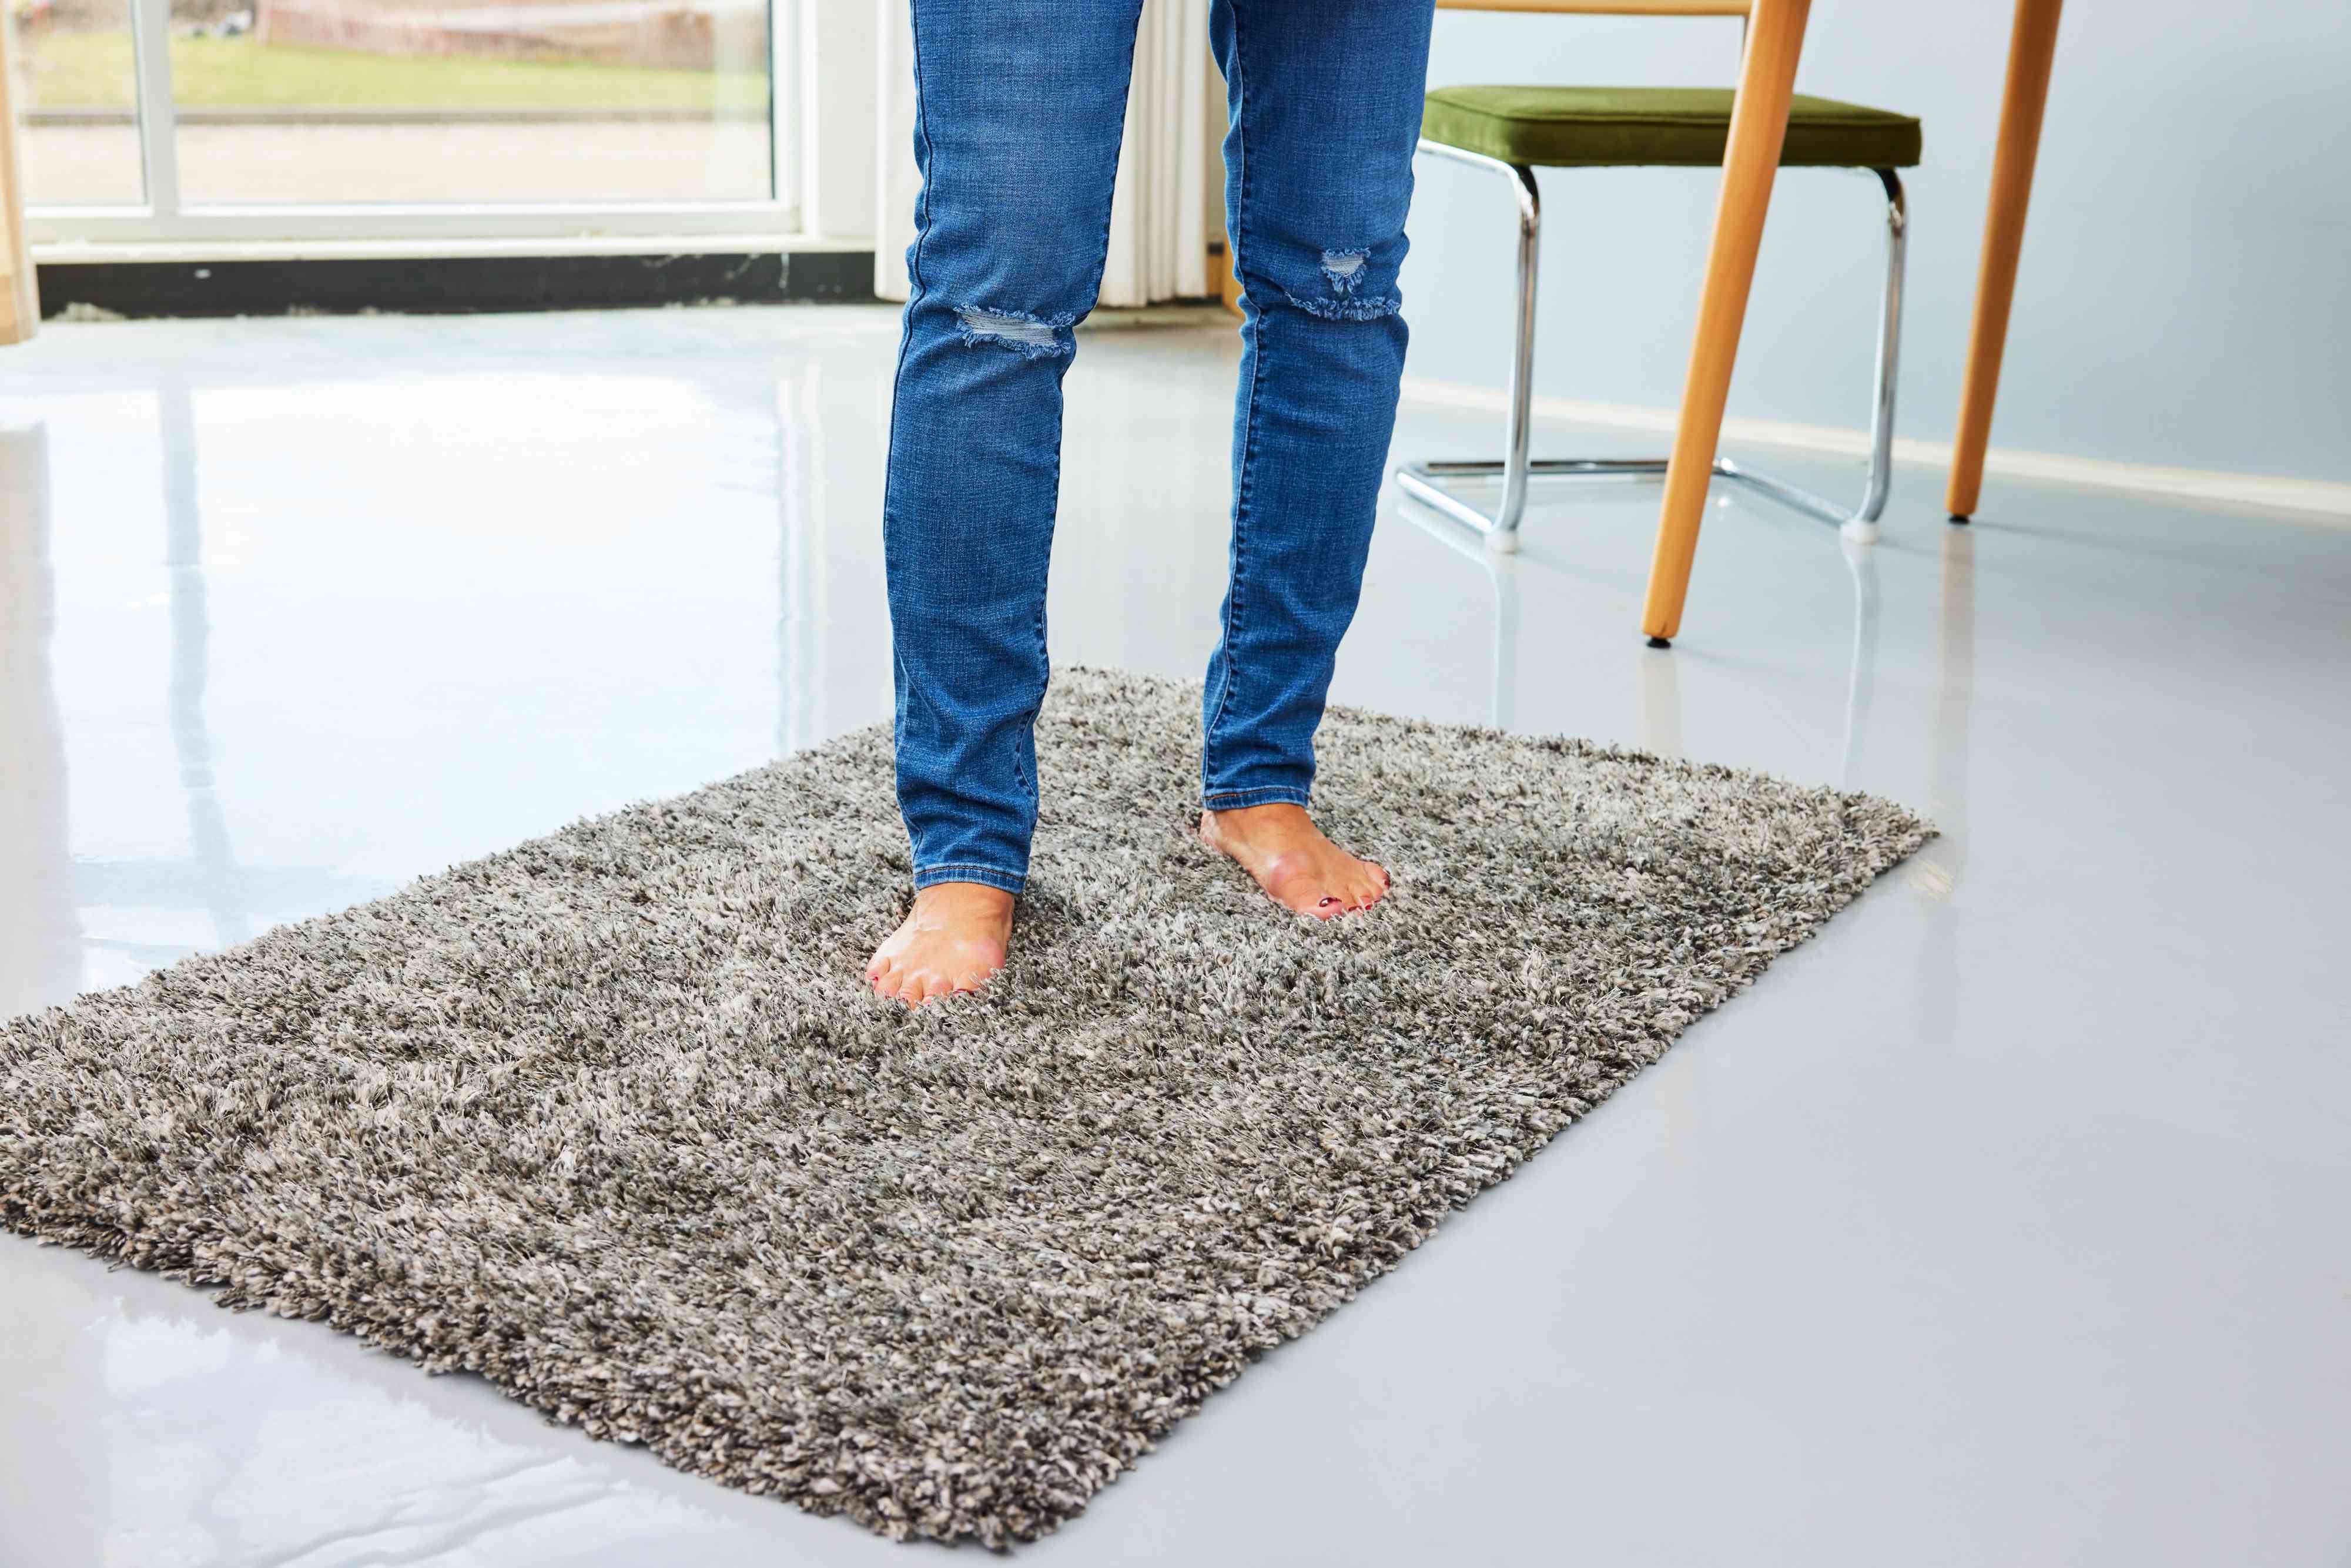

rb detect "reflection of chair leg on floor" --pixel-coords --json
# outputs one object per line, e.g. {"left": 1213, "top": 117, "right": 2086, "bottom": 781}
{"left": 1913, "top": 523, "right": 1973, "bottom": 1042}
{"left": 1837, "top": 531, "right": 1881, "bottom": 789}
{"left": 1395, "top": 500, "right": 1522, "bottom": 732}
{"left": 1395, "top": 498, "right": 1876, "bottom": 779}
{"left": 1640, "top": 526, "right": 1877, "bottom": 776}
{"left": 1396, "top": 146, "right": 1908, "bottom": 554}
{"left": 1637, "top": 641, "right": 1683, "bottom": 760}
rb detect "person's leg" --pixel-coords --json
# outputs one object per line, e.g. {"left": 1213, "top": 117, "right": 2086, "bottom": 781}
{"left": 1197, "top": 0, "right": 1434, "bottom": 917}
{"left": 868, "top": 0, "right": 1143, "bottom": 1004}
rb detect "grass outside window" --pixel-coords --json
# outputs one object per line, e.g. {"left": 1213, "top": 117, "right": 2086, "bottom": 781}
{"left": 25, "top": 31, "right": 769, "bottom": 113}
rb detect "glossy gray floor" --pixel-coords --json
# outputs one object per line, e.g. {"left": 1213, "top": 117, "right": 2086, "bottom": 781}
{"left": 2, "top": 307, "right": 2345, "bottom": 1567}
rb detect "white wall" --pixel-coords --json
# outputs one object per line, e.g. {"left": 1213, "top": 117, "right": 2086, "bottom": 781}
{"left": 1398, "top": 0, "right": 2351, "bottom": 485}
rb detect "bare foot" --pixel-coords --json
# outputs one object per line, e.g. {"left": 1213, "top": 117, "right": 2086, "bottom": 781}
{"left": 865, "top": 882, "right": 1014, "bottom": 1007}
{"left": 1199, "top": 802, "right": 1390, "bottom": 919}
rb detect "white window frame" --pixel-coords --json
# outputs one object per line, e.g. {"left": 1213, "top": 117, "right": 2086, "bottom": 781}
{"left": 25, "top": 0, "right": 877, "bottom": 254}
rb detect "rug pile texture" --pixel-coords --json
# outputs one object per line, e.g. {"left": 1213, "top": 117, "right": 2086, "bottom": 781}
{"left": 0, "top": 669, "right": 1931, "bottom": 1544}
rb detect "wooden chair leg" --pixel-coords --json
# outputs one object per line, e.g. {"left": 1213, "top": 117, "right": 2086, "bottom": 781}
{"left": 0, "top": 6, "right": 37, "bottom": 348}
{"left": 1945, "top": 0, "right": 2064, "bottom": 521}
{"left": 0, "top": 6, "right": 40, "bottom": 346}
{"left": 1640, "top": 0, "right": 1811, "bottom": 646}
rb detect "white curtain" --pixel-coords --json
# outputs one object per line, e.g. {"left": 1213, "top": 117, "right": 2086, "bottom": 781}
{"left": 873, "top": 0, "right": 1216, "bottom": 307}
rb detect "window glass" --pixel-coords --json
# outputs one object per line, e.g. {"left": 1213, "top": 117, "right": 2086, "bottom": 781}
{"left": 165, "top": 0, "right": 773, "bottom": 203}
{"left": 15, "top": 0, "right": 149, "bottom": 204}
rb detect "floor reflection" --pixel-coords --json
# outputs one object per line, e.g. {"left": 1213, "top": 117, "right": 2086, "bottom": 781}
{"left": 160, "top": 381, "right": 252, "bottom": 954}
{"left": 1391, "top": 490, "right": 1913, "bottom": 790}
{"left": 1, "top": 353, "right": 861, "bottom": 1023}
{"left": 26, "top": 388, "right": 390, "bottom": 1011}
{"left": 1837, "top": 532, "right": 1882, "bottom": 789}
{"left": 1393, "top": 500, "right": 1525, "bottom": 731}
{"left": 0, "top": 1241, "right": 787, "bottom": 1566}
{"left": 1911, "top": 522, "right": 1975, "bottom": 1044}
{"left": 0, "top": 343, "right": 865, "bottom": 1566}
{"left": 0, "top": 424, "right": 80, "bottom": 1023}
{"left": 775, "top": 364, "right": 826, "bottom": 761}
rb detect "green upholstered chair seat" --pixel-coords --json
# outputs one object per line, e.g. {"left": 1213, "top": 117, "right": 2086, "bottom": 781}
{"left": 1422, "top": 86, "right": 1921, "bottom": 170}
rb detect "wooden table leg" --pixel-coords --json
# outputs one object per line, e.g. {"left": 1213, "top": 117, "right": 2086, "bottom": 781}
{"left": 1640, "top": 0, "right": 1811, "bottom": 646}
{"left": 1945, "top": 0, "right": 2064, "bottom": 521}
{"left": 0, "top": 7, "right": 41, "bottom": 346}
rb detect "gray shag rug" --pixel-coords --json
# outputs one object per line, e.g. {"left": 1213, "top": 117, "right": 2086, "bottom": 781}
{"left": 0, "top": 668, "right": 1930, "bottom": 1546}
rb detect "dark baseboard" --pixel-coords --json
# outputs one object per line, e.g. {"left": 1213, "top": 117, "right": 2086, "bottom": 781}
{"left": 38, "top": 249, "right": 879, "bottom": 320}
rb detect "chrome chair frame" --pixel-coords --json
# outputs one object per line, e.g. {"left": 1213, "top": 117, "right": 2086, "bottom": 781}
{"left": 1396, "top": 140, "right": 1908, "bottom": 553}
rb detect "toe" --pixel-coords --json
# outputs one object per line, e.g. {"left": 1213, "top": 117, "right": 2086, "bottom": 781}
{"left": 1262, "top": 867, "right": 1321, "bottom": 916}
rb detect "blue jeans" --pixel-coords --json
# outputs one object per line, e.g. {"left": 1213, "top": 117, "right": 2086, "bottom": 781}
{"left": 885, "top": 0, "right": 1436, "bottom": 895}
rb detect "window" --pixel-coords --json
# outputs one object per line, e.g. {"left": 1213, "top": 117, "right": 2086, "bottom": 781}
{"left": 17, "top": 0, "right": 146, "bottom": 203}
{"left": 15, "top": 0, "right": 817, "bottom": 242}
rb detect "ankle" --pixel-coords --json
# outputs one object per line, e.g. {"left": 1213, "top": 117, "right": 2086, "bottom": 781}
{"left": 911, "top": 881, "right": 1016, "bottom": 923}
{"left": 1203, "top": 801, "right": 1312, "bottom": 836}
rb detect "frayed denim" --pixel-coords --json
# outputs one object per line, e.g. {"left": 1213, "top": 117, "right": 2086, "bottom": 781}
{"left": 883, "top": 0, "right": 1435, "bottom": 893}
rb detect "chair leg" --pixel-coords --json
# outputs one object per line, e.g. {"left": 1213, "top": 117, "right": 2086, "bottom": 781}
{"left": 1399, "top": 102, "right": 1909, "bottom": 604}
{"left": 1641, "top": 0, "right": 1814, "bottom": 647}
{"left": 1947, "top": 0, "right": 2064, "bottom": 521}
{"left": 1723, "top": 167, "right": 1907, "bottom": 540}
{"left": 1395, "top": 145, "right": 1542, "bottom": 548}
{"left": 1853, "top": 169, "right": 1906, "bottom": 535}
{"left": 1492, "top": 161, "right": 1542, "bottom": 550}
{"left": 1404, "top": 160, "right": 1903, "bottom": 564}
{"left": 0, "top": 3, "right": 41, "bottom": 346}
